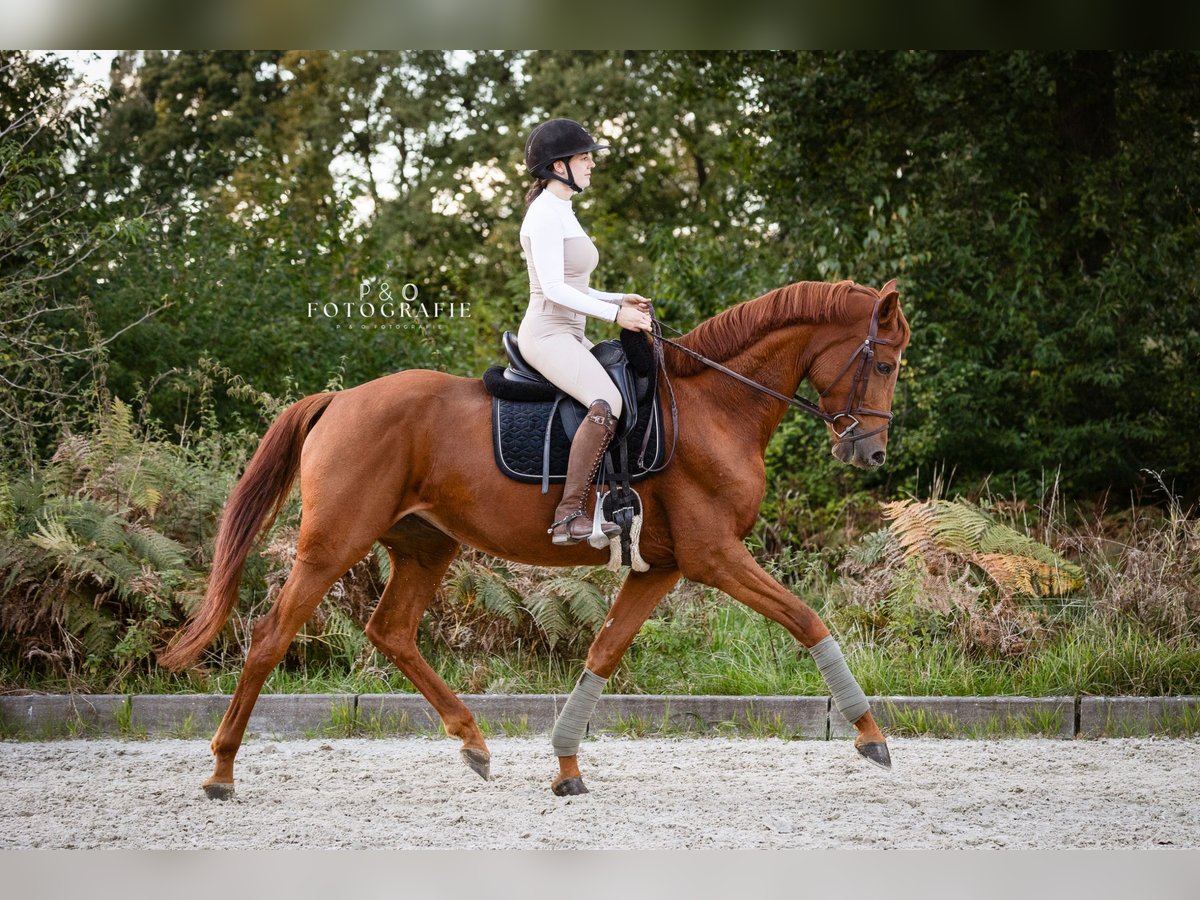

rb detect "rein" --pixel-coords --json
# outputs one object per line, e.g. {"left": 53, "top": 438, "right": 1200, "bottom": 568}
{"left": 646, "top": 296, "right": 896, "bottom": 449}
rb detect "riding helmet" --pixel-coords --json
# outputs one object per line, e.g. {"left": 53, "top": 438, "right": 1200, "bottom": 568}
{"left": 524, "top": 118, "right": 609, "bottom": 192}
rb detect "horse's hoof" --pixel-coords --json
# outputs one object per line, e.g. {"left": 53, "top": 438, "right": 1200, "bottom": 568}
{"left": 202, "top": 781, "right": 235, "bottom": 800}
{"left": 552, "top": 777, "right": 589, "bottom": 796}
{"left": 460, "top": 747, "right": 491, "bottom": 781}
{"left": 856, "top": 741, "right": 892, "bottom": 770}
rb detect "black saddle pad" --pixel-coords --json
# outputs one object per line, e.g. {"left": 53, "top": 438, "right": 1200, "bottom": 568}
{"left": 490, "top": 392, "right": 664, "bottom": 485}
{"left": 485, "top": 332, "right": 664, "bottom": 486}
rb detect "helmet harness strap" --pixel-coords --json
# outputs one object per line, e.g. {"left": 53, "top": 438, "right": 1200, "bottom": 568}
{"left": 544, "top": 157, "right": 583, "bottom": 193}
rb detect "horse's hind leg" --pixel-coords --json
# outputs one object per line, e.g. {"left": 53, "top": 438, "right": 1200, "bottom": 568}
{"left": 550, "top": 566, "right": 681, "bottom": 796}
{"left": 363, "top": 521, "right": 491, "bottom": 780}
{"left": 203, "top": 548, "right": 364, "bottom": 798}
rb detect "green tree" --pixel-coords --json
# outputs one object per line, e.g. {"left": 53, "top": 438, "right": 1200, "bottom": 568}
{"left": 0, "top": 51, "right": 148, "bottom": 468}
{"left": 754, "top": 51, "right": 1200, "bottom": 499}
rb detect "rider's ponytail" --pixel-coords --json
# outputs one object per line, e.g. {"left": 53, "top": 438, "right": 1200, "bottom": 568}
{"left": 524, "top": 177, "right": 548, "bottom": 206}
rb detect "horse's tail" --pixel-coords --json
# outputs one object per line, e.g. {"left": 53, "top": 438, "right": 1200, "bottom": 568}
{"left": 158, "top": 392, "right": 336, "bottom": 671}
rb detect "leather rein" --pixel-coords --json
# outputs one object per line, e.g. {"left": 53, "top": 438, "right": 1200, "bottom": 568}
{"left": 639, "top": 296, "right": 896, "bottom": 473}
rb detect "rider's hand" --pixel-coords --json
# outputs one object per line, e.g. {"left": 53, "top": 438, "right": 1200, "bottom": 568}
{"left": 621, "top": 293, "right": 652, "bottom": 312}
{"left": 616, "top": 304, "right": 653, "bottom": 332}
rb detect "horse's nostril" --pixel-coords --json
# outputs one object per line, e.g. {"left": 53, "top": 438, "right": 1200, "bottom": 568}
{"left": 871, "top": 450, "right": 886, "bottom": 466}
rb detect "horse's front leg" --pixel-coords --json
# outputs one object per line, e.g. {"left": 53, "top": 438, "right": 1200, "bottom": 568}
{"left": 550, "top": 566, "right": 681, "bottom": 796}
{"left": 682, "top": 541, "right": 891, "bottom": 769}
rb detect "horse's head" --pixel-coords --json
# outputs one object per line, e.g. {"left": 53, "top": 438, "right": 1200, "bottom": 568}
{"left": 808, "top": 279, "right": 910, "bottom": 469}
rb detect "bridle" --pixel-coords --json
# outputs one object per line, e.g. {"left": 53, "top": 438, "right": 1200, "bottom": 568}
{"left": 649, "top": 295, "right": 898, "bottom": 446}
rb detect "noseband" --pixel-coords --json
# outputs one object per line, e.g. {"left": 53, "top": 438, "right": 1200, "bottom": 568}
{"left": 651, "top": 296, "right": 896, "bottom": 445}
{"left": 816, "top": 296, "right": 896, "bottom": 442}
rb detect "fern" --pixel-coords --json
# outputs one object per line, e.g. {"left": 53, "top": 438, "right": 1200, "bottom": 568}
{"left": 475, "top": 570, "right": 523, "bottom": 626}
{"left": 899, "top": 554, "right": 931, "bottom": 601}
{"left": 975, "top": 524, "right": 1083, "bottom": 595}
{"left": 124, "top": 523, "right": 187, "bottom": 571}
{"left": 43, "top": 434, "right": 90, "bottom": 496}
{"left": 545, "top": 574, "right": 608, "bottom": 629}
{"left": 91, "top": 397, "right": 138, "bottom": 466}
{"left": 372, "top": 544, "right": 391, "bottom": 582}
{"left": 876, "top": 497, "right": 1082, "bottom": 598}
{"left": 7, "top": 475, "right": 44, "bottom": 526}
{"left": 87, "top": 510, "right": 128, "bottom": 550}
{"left": 882, "top": 499, "right": 940, "bottom": 561}
{"left": 0, "top": 396, "right": 262, "bottom": 679}
{"left": 319, "top": 608, "right": 370, "bottom": 671}
{"left": 29, "top": 518, "right": 81, "bottom": 558}
{"left": 62, "top": 598, "right": 120, "bottom": 663}
{"left": 0, "top": 470, "right": 14, "bottom": 533}
{"left": 847, "top": 527, "right": 892, "bottom": 568}
{"left": 932, "top": 500, "right": 992, "bottom": 555}
{"left": 523, "top": 590, "right": 570, "bottom": 648}
{"left": 133, "top": 486, "right": 163, "bottom": 517}
{"left": 445, "top": 558, "right": 480, "bottom": 601}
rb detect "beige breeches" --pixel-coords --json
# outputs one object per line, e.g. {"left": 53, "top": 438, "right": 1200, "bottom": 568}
{"left": 517, "top": 309, "right": 623, "bottom": 420}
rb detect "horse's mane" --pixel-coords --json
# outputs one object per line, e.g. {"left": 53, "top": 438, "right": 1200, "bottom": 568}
{"left": 665, "top": 280, "right": 873, "bottom": 376}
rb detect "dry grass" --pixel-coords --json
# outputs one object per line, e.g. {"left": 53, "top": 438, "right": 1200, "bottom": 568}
{"left": 1061, "top": 485, "right": 1200, "bottom": 640}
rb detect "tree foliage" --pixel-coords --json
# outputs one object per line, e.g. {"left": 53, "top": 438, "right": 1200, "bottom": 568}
{"left": 753, "top": 51, "right": 1200, "bottom": 499}
{"left": 6, "top": 51, "right": 1199, "bottom": 502}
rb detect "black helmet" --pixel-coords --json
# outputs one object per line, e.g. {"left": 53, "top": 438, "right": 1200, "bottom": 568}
{"left": 524, "top": 118, "right": 609, "bottom": 193}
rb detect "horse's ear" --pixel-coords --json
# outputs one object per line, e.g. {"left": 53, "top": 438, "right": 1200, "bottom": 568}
{"left": 878, "top": 279, "right": 900, "bottom": 328}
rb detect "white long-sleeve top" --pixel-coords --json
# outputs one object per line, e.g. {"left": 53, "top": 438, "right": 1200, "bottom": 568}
{"left": 519, "top": 190, "right": 624, "bottom": 322}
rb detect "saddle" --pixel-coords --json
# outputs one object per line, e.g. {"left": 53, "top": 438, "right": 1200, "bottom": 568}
{"left": 482, "top": 329, "right": 665, "bottom": 492}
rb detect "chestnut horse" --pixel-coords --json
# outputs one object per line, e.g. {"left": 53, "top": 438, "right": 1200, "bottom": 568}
{"left": 159, "top": 278, "right": 910, "bottom": 798}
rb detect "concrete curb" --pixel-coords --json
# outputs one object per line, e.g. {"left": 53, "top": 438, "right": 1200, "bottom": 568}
{"left": 829, "top": 696, "right": 1076, "bottom": 739}
{"left": 2, "top": 694, "right": 1198, "bottom": 739}
{"left": 131, "top": 694, "right": 354, "bottom": 738}
{"left": 0, "top": 694, "right": 130, "bottom": 738}
{"left": 1079, "top": 696, "right": 1200, "bottom": 738}
{"left": 589, "top": 695, "right": 829, "bottom": 738}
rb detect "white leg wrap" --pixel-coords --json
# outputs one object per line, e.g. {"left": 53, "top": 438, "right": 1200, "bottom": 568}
{"left": 552, "top": 669, "right": 607, "bottom": 757}
{"left": 809, "top": 635, "right": 870, "bottom": 725}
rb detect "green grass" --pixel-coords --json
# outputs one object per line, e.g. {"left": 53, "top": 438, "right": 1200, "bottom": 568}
{"left": 882, "top": 706, "right": 961, "bottom": 738}
{"left": 325, "top": 702, "right": 356, "bottom": 738}
{"left": 737, "top": 710, "right": 806, "bottom": 740}
{"left": 496, "top": 715, "right": 532, "bottom": 737}
{"left": 1157, "top": 705, "right": 1200, "bottom": 737}
{"left": 352, "top": 709, "right": 423, "bottom": 738}
{"left": 601, "top": 710, "right": 692, "bottom": 739}
{"left": 162, "top": 711, "right": 196, "bottom": 740}
{"left": 114, "top": 696, "right": 148, "bottom": 739}
{"left": 881, "top": 704, "right": 1065, "bottom": 739}
{"left": 4, "top": 594, "right": 1200, "bottom": 700}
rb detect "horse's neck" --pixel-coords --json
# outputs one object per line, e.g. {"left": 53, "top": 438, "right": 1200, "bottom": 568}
{"left": 682, "top": 322, "right": 817, "bottom": 453}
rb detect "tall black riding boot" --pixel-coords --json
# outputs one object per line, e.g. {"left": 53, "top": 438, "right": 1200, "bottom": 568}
{"left": 549, "top": 399, "right": 621, "bottom": 546}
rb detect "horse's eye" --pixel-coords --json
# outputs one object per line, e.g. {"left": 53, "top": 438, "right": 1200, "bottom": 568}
{"left": 876, "top": 362, "right": 893, "bottom": 375}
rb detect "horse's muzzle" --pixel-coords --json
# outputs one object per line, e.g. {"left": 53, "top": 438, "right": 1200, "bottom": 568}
{"left": 831, "top": 429, "right": 887, "bottom": 469}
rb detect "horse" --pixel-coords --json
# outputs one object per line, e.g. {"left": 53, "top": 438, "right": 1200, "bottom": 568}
{"left": 159, "top": 277, "right": 911, "bottom": 799}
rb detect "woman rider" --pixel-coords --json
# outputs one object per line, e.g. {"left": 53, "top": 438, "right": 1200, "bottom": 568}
{"left": 517, "top": 118, "right": 654, "bottom": 546}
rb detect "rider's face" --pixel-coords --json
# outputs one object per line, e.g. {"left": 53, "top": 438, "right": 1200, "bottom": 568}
{"left": 556, "top": 153, "right": 594, "bottom": 189}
